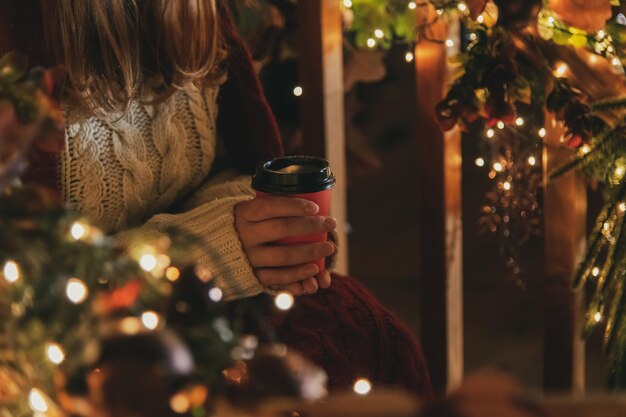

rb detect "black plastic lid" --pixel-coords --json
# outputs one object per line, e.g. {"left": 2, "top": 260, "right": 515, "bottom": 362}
{"left": 252, "top": 156, "right": 336, "bottom": 194}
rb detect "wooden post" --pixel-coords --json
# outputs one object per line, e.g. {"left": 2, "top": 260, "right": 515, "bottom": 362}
{"left": 416, "top": 25, "right": 464, "bottom": 394}
{"left": 542, "top": 116, "right": 586, "bottom": 392}
{"left": 297, "top": 0, "right": 348, "bottom": 274}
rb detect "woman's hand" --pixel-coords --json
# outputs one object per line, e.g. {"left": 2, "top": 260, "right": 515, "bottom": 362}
{"left": 234, "top": 196, "right": 336, "bottom": 295}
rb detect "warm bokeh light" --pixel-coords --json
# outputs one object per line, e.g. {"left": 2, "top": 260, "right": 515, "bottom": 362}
{"left": 66, "top": 278, "right": 88, "bottom": 304}
{"left": 353, "top": 378, "right": 372, "bottom": 395}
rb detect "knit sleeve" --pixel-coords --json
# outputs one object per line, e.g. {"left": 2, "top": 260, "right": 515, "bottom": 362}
{"left": 126, "top": 170, "right": 266, "bottom": 301}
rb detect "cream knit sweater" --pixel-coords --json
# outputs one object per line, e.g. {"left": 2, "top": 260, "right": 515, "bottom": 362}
{"left": 61, "top": 85, "right": 266, "bottom": 300}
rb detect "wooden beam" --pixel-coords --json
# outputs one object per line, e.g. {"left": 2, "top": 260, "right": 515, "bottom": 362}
{"left": 416, "top": 26, "right": 463, "bottom": 394}
{"left": 542, "top": 115, "right": 586, "bottom": 392}
{"left": 297, "top": 0, "right": 348, "bottom": 274}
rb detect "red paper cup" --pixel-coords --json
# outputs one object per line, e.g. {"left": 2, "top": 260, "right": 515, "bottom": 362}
{"left": 252, "top": 156, "right": 336, "bottom": 271}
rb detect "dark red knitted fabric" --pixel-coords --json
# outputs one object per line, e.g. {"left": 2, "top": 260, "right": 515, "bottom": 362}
{"left": 1, "top": 0, "right": 432, "bottom": 399}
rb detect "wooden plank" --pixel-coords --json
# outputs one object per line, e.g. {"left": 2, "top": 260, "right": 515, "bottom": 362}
{"left": 542, "top": 115, "right": 586, "bottom": 392}
{"left": 416, "top": 25, "right": 463, "bottom": 394}
{"left": 297, "top": 0, "right": 348, "bottom": 274}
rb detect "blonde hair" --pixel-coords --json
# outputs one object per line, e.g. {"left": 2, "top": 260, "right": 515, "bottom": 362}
{"left": 42, "top": 0, "right": 226, "bottom": 112}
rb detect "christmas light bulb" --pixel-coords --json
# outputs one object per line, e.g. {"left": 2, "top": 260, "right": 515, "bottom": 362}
{"left": 493, "top": 162, "right": 503, "bottom": 172}
{"left": 592, "top": 267, "right": 600, "bottom": 277}
{"left": 343, "top": 0, "right": 352, "bottom": 8}
{"left": 457, "top": 2, "right": 468, "bottom": 13}
{"left": 445, "top": 39, "right": 455, "bottom": 47}
{"left": 538, "top": 128, "right": 547, "bottom": 138}
{"left": 515, "top": 117, "right": 524, "bottom": 126}
{"left": 615, "top": 166, "right": 625, "bottom": 178}
{"left": 408, "top": 2, "right": 417, "bottom": 10}
{"left": 597, "top": 30, "right": 606, "bottom": 39}
{"left": 503, "top": 181, "right": 512, "bottom": 191}
{"left": 70, "top": 222, "right": 87, "bottom": 240}
{"left": 366, "top": 38, "right": 376, "bottom": 48}
{"left": 477, "top": 15, "right": 484, "bottom": 24}
{"left": 170, "top": 393, "right": 191, "bottom": 414}
{"left": 580, "top": 144, "right": 591, "bottom": 154}
{"left": 3, "top": 260, "right": 20, "bottom": 283}
{"left": 594, "top": 312, "right": 603, "bottom": 322}
{"left": 374, "top": 29, "right": 384, "bottom": 39}
{"left": 405, "top": 51, "right": 414, "bottom": 63}
{"left": 139, "top": 254, "right": 158, "bottom": 272}
{"left": 527, "top": 156, "right": 537, "bottom": 166}
{"left": 275, "top": 292, "right": 295, "bottom": 310}
{"left": 486, "top": 128, "right": 495, "bottom": 138}
{"left": 28, "top": 389, "right": 49, "bottom": 413}
{"left": 293, "top": 86, "right": 303, "bottom": 97}
{"left": 66, "top": 278, "right": 88, "bottom": 304}
{"left": 165, "top": 266, "right": 181, "bottom": 282}
{"left": 620, "top": 202, "right": 626, "bottom": 213}
{"left": 475, "top": 158, "right": 485, "bottom": 167}
{"left": 555, "top": 63, "right": 568, "bottom": 77}
{"left": 46, "top": 343, "right": 65, "bottom": 365}
{"left": 436, "top": 8, "right": 444, "bottom": 15}
{"left": 141, "top": 311, "right": 160, "bottom": 330}
{"left": 353, "top": 378, "right": 372, "bottom": 395}
{"left": 496, "top": 121, "right": 505, "bottom": 130}
{"left": 209, "top": 287, "right": 223, "bottom": 302}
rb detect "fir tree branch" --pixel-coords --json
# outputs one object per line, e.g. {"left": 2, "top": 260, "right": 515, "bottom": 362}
{"left": 591, "top": 96, "right": 626, "bottom": 112}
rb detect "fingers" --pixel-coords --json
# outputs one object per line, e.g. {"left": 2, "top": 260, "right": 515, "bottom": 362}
{"left": 247, "top": 241, "right": 335, "bottom": 268}
{"left": 255, "top": 263, "right": 319, "bottom": 287}
{"left": 238, "top": 196, "right": 319, "bottom": 222}
{"left": 250, "top": 216, "right": 336, "bottom": 245}
{"left": 277, "top": 282, "right": 306, "bottom": 296}
{"left": 315, "top": 270, "right": 332, "bottom": 289}
{"left": 302, "top": 277, "right": 319, "bottom": 294}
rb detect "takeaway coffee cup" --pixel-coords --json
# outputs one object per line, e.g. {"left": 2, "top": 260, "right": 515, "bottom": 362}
{"left": 252, "top": 156, "right": 336, "bottom": 271}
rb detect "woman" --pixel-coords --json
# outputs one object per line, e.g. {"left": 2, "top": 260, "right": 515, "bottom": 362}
{"left": 0, "top": 0, "right": 432, "bottom": 396}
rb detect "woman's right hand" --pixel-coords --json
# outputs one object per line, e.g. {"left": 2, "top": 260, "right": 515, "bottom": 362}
{"left": 234, "top": 196, "right": 336, "bottom": 295}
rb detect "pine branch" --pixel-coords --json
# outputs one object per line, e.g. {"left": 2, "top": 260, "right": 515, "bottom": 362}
{"left": 549, "top": 122, "right": 625, "bottom": 179}
{"left": 592, "top": 96, "right": 626, "bottom": 112}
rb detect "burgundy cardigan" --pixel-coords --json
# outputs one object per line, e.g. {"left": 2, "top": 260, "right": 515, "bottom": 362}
{"left": 0, "top": 0, "right": 433, "bottom": 398}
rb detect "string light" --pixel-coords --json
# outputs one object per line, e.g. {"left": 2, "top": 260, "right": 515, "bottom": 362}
{"left": 486, "top": 128, "right": 495, "bottom": 138}
{"left": 343, "top": 0, "right": 352, "bottom": 8}
{"left": 275, "top": 292, "right": 295, "bottom": 310}
{"left": 515, "top": 117, "right": 525, "bottom": 126}
{"left": 503, "top": 181, "right": 512, "bottom": 191}
{"left": 527, "top": 156, "right": 537, "bottom": 166}
{"left": 28, "top": 389, "right": 49, "bottom": 413}
{"left": 293, "top": 86, "right": 303, "bottom": 97}
{"left": 408, "top": 1, "right": 417, "bottom": 10}
{"left": 555, "top": 63, "right": 568, "bottom": 77}
{"left": 477, "top": 15, "right": 484, "bottom": 24}
{"left": 445, "top": 39, "right": 455, "bottom": 47}
{"left": 493, "top": 162, "right": 504, "bottom": 172}
{"left": 597, "top": 30, "right": 606, "bottom": 39}
{"left": 538, "top": 128, "right": 547, "bottom": 138}
{"left": 141, "top": 311, "right": 160, "bottom": 330}
{"left": 46, "top": 343, "right": 65, "bottom": 365}
{"left": 165, "top": 266, "right": 181, "bottom": 282}
{"left": 170, "top": 393, "right": 191, "bottom": 414}
{"left": 615, "top": 165, "right": 625, "bottom": 179}
{"left": 374, "top": 29, "right": 384, "bottom": 39}
{"left": 594, "top": 311, "right": 603, "bottom": 322}
{"left": 366, "top": 38, "right": 376, "bottom": 48}
{"left": 592, "top": 267, "right": 600, "bottom": 277}
{"left": 475, "top": 158, "right": 485, "bottom": 167}
{"left": 353, "top": 378, "right": 372, "bottom": 395}
{"left": 405, "top": 51, "right": 414, "bottom": 63}
{"left": 139, "top": 253, "right": 158, "bottom": 272}
{"left": 208, "top": 287, "right": 223, "bottom": 302}
{"left": 70, "top": 222, "right": 87, "bottom": 240}
{"left": 436, "top": 8, "right": 444, "bottom": 15}
{"left": 620, "top": 202, "right": 626, "bottom": 213}
{"left": 496, "top": 121, "right": 505, "bottom": 129}
{"left": 3, "top": 260, "right": 20, "bottom": 283}
{"left": 457, "top": 2, "right": 468, "bottom": 13}
{"left": 580, "top": 144, "right": 591, "bottom": 155}
{"left": 66, "top": 278, "right": 88, "bottom": 304}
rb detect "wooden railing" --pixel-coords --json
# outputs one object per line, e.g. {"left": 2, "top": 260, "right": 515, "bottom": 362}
{"left": 297, "top": 0, "right": 591, "bottom": 396}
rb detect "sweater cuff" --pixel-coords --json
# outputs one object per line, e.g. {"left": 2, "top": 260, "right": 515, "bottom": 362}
{"left": 147, "top": 195, "right": 266, "bottom": 301}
